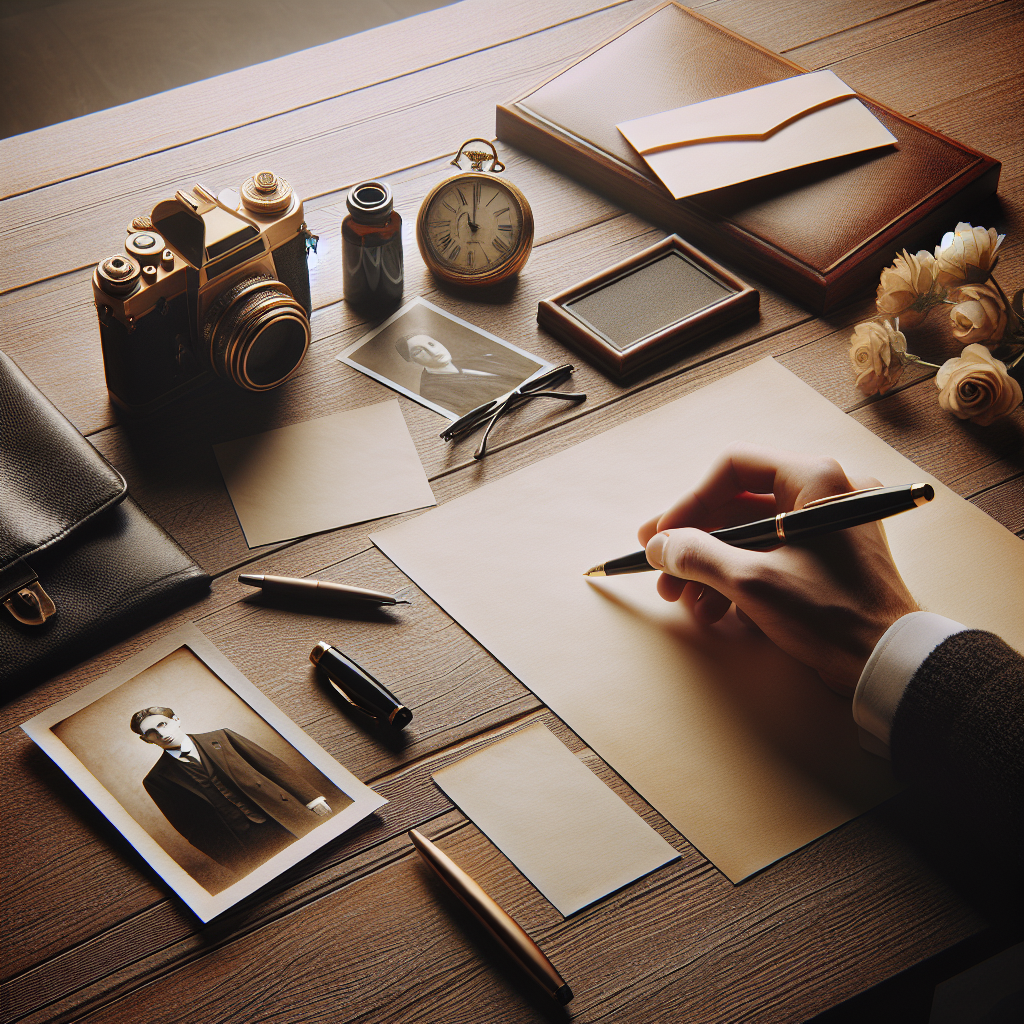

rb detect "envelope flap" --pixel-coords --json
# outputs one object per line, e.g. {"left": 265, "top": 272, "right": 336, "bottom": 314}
{"left": 619, "top": 71, "right": 856, "bottom": 154}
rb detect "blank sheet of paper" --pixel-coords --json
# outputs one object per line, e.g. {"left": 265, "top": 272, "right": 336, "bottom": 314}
{"left": 373, "top": 359, "right": 1024, "bottom": 882}
{"left": 214, "top": 400, "right": 435, "bottom": 547}
{"left": 433, "top": 724, "right": 679, "bottom": 916}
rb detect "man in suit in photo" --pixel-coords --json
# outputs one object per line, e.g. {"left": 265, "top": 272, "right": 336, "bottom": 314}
{"left": 394, "top": 331, "right": 539, "bottom": 416}
{"left": 131, "top": 707, "right": 333, "bottom": 876}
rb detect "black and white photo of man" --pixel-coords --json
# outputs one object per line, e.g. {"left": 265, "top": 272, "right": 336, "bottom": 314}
{"left": 131, "top": 706, "right": 333, "bottom": 875}
{"left": 35, "top": 630, "right": 381, "bottom": 918}
{"left": 393, "top": 330, "right": 536, "bottom": 416}
{"left": 339, "top": 296, "right": 548, "bottom": 419}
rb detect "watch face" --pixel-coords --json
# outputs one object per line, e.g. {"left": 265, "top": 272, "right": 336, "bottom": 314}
{"left": 422, "top": 176, "right": 525, "bottom": 276}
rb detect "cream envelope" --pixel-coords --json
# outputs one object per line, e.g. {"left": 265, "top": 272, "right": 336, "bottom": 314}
{"left": 617, "top": 70, "right": 898, "bottom": 199}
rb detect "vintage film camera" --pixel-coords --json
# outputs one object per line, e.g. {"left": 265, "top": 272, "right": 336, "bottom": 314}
{"left": 93, "top": 171, "right": 317, "bottom": 414}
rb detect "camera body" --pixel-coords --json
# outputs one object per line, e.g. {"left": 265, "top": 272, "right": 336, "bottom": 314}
{"left": 93, "top": 171, "right": 316, "bottom": 414}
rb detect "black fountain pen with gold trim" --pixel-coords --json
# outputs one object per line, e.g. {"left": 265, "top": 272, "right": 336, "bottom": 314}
{"left": 310, "top": 642, "right": 413, "bottom": 729}
{"left": 585, "top": 483, "right": 935, "bottom": 577}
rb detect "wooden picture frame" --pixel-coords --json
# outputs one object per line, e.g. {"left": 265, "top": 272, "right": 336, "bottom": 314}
{"left": 537, "top": 235, "right": 758, "bottom": 379}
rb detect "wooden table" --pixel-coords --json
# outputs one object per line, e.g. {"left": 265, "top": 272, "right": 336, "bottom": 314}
{"left": 2, "top": 2, "right": 1021, "bottom": 1021}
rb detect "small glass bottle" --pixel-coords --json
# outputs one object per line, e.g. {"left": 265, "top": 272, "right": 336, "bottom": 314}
{"left": 342, "top": 180, "right": 403, "bottom": 312}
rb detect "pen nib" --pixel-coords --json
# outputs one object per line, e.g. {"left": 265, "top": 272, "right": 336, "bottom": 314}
{"left": 583, "top": 564, "right": 606, "bottom": 577}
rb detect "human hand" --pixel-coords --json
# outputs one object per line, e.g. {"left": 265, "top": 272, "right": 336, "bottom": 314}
{"left": 638, "top": 443, "right": 919, "bottom": 695}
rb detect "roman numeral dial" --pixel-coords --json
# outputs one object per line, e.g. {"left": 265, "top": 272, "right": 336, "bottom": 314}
{"left": 416, "top": 170, "right": 534, "bottom": 287}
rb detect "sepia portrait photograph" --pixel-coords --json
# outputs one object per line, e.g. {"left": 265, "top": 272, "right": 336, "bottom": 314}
{"left": 22, "top": 623, "right": 386, "bottom": 921}
{"left": 338, "top": 296, "right": 550, "bottom": 419}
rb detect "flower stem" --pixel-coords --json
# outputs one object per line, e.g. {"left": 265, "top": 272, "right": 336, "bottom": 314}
{"left": 989, "top": 273, "right": 1012, "bottom": 310}
{"left": 903, "top": 353, "right": 942, "bottom": 370}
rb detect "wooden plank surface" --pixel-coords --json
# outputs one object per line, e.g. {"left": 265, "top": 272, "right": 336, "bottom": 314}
{"left": 0, "top": 0, "right": 640, "bottom": 199}
{"left": 2, "top": 1, "right": 1022, "bottom": 1023}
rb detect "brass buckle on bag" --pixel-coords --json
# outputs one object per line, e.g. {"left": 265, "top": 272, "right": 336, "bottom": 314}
{"left": 3, "top": 582, "right": 57, "bottom": 626}
{"left": 1, "top": 559, "right": 57, "bottom": 626}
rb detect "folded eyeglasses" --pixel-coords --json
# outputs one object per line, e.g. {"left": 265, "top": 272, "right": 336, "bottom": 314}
{"left": 439, "top": 363, "right": 586, "bottom": 459}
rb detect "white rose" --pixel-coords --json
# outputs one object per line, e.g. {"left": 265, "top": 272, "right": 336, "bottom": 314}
{"left": 934, "top": 222, "right": 1004, "bottom": 286}
{"left": 935, "top": 344, "right": 1022, "bottom": 426}
{"left": 948, "top": 283, "right": 1007, "bottom": 348}
{"left": 875, "top": 249, "right": 939, "bottom": 327}
{"left": 848, "top": 320, "right": 908, "bottom": 396}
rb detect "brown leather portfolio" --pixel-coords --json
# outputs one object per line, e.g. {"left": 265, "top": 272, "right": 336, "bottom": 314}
{"left": 496, "top": 2, "right": 1000, "bottom": 312}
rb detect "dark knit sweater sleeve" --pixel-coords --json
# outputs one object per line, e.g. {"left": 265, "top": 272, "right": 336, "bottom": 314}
{"left": 889, "top": 630, "right": 1023, "bottom": 853}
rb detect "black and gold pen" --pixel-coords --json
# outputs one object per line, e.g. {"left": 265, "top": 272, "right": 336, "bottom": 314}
{"left": 310, "top": 642, "right": 413, "bottom": 729}
{"left": 409, "top": 828, "right": 574, "bottom": 1005}
{"left": 585, "top": 482, "right": 934, "bottom": 576}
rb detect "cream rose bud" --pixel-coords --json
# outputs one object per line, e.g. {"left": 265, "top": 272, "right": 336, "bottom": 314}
{"left": 934, "top": 222, "right": 1004, "bottom": 286}
{"left": 948, "top": 283, "right": 1007, "bottom": 347}
{"left": 935, "top": 343, "right": 1023, "bottom": 426}
{"left": 848, "top": 319, "right": 908, "bottom": 396}
{"left": 875, "top": 249, "right": 938, "bottom": 327}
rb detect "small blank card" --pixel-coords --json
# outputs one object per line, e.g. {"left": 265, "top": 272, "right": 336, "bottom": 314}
{"left": 432, "top": 724, "right": 679, "bottom": 916}
{"left": 214, "top": 400, "right": 435, "bottom": 547}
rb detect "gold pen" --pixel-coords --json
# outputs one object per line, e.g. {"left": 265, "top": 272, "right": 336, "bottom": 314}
{"left": 409, "top": 828, "right": 574, "bottom": 1005}
{"left": 239, "top": 573, "right": 410, "bottom": 606}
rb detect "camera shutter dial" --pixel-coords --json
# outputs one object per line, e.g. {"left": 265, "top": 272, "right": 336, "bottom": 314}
{"left": 125, "top": 231, "right": 165, "bottom": 264}
{"left": 240, "top": 171, "right": 293, "bottom": 214}
{"left": 96, "top": 254, "right": 141, "bottom": 296}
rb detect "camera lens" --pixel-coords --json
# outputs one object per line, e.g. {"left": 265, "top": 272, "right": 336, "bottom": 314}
{"left": 203, "top": 275, "right": 310, "bottom": 391}
{"left": 243, "top": 317, "right": 308, "bottom": 387}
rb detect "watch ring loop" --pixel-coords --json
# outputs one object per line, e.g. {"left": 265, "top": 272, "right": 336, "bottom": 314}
{"left": 451, "top": 139, "right": 505, "bottom": 174}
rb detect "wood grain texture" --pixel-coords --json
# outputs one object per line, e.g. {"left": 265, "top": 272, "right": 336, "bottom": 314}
{"left": 0, "top": 558, "right": 541, "bottom": 979}
{"left": 702, "top": 0, "right": 948, "bottom": 54}
{"left": 790, "top": 0, "right": 1012, "bottom": 101}
{"left": 9, "top": 799, "right": 985, "bottom": 1024}
{"left": 4, "top": 733, "right": 987, "bottom": 1024}
{"left": 0, "top": 0, "right": 643, "bottom": 199}
{"left": 0, "top": 0, "right": 663, "bottom": 297}
{"left": 0, "top": 0, "right": 929, "bottom": 201}
{"left": 970, "top": 476, "right": 1024, "bottom": 537}
{"left": 2, "top": 1, "right": 1022, "bottom": 1023}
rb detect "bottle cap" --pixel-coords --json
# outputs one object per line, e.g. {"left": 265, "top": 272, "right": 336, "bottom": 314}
{"left": 346, "top": 180, "right": 393, "bottom": 223}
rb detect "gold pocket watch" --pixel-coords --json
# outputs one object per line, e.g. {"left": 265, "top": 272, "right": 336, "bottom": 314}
{"left": 416, "top": 139, "right": 534, "bottom": 287}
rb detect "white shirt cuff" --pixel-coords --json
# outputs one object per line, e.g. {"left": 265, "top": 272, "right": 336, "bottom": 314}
{"left": 853, "top": 611, "right": 966, "bottom": 756}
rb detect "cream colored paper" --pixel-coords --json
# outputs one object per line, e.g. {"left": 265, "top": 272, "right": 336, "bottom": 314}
{"left": 616, "top": 70, "right": 897, "bottom": 199}
{"left": 373, "top": 359, "right": 1024, "bottom": 882}
{"left": 433, "top": 723, "right": 679, "bottom": 916}
{"left": 214, "top": 400, "right": 435, "bottom": 547}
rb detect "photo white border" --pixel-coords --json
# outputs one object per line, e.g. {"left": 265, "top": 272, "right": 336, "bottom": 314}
{"left": 337, "top": 296, "right": 552, "bottom": 421}
{"left": 21, "top": 622, "right": 387, "bottom": 922}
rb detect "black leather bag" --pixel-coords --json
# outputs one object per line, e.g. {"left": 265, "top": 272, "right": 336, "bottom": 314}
{"left": 1, "top": 352, "right": 210, "bottom": 696}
